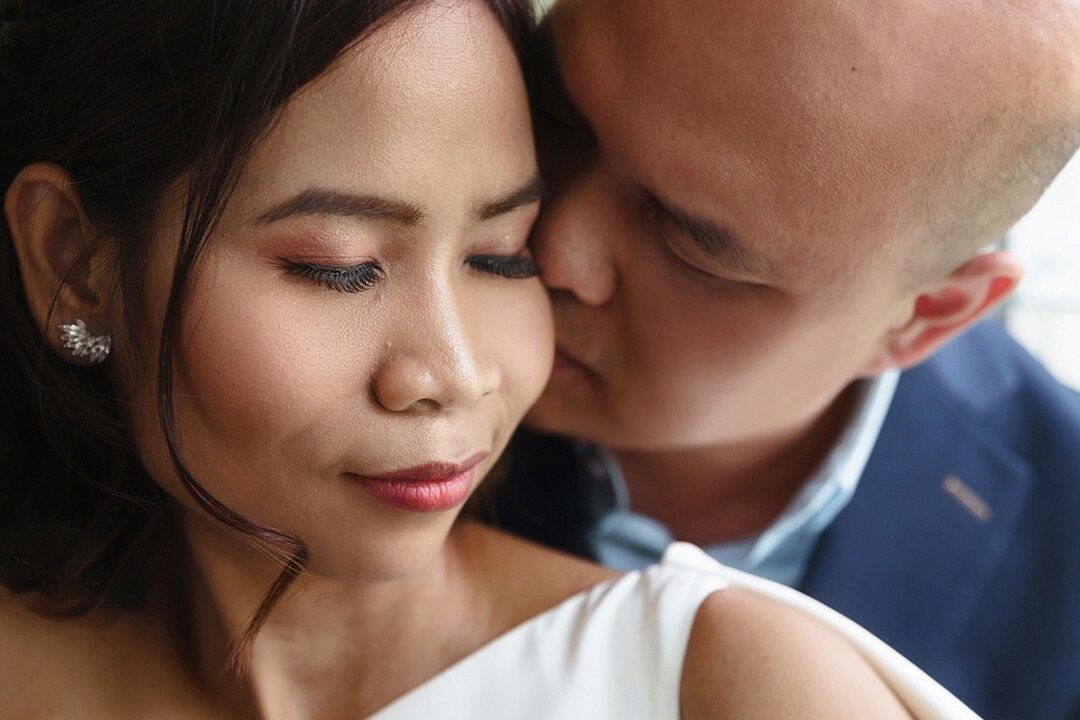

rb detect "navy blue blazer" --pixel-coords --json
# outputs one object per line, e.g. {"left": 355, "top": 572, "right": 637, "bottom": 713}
{"left": 802, "top": 321, "right": 1080, "bottom": 720}
{"left": 498, "top": 322, "right": 1080, "bottom": 720}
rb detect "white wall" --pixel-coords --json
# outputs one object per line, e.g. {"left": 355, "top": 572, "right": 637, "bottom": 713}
{"left": 1005, "top": 149, "right": 1080, "bottom": 390}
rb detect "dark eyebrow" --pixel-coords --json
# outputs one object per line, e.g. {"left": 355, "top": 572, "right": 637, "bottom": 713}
{"left": 253, "top": 189, "right": 423, "bottom": 226}
{"left": 651, "top": 194, "right": 773, "bottom": 278}
{"left": 476, "top": 175, "right": 547, "bottom": 221}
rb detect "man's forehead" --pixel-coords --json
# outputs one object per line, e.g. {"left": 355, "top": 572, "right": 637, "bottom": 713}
{"left": 552, "top": 0, "right": 962, "bottom": 165}
{"left": 550, "top": 0, "right": 916, "bottom": 260}
{"left": 550, "top": 0, "right": 1070, "bottom": 264}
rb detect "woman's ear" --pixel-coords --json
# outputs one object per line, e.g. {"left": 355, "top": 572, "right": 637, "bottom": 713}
{"left": 4, "top": 163, "right": 113, "bottom": 362}
{"left": 862, "top": 251, "right": 1023, "bottom": 374}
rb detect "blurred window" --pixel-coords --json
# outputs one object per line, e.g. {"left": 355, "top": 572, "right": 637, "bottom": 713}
{"left": 1005, "top": 149, "right": 1080, "bottom": 391}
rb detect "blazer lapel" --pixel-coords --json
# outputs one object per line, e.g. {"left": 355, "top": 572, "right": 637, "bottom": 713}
{"left": 800, "top": 354, "right": 1034, "bottom": 690}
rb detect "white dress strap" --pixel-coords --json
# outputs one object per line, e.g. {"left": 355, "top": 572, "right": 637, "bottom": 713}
{"left": 370, "top": 562, "right": 728, "bottom": 719}
{"left": 372, "top": 543, "right": 979, "bottom": 719}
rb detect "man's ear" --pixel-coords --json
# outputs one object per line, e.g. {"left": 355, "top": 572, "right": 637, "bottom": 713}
{"left": 4, "top": 162, "right": 112, "bottom": 362}
{"left": 863, "top": 251, "right": 1022, "bottom": 374}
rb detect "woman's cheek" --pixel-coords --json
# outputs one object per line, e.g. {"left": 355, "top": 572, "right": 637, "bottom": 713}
{"left": 495, "top": 282, "right": 554, "bottom": 415}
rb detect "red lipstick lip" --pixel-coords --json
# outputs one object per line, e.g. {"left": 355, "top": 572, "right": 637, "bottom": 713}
{"left": 350, "top": 452, "right": 489, "bottom": 513}
{"left": 360, "top": 452, "right": 489, "bottom": 483}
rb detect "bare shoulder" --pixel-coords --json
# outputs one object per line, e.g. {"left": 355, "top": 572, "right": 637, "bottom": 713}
{"left": 0, "top": 588, "right": 220, "bottom": 719}
{"left": 679, "top": 588, "right": 914, "bottom": 720}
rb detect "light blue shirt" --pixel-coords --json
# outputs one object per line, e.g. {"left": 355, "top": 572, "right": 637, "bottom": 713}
{"left": 586, "top": 371, "right": 900, "bottom": 587}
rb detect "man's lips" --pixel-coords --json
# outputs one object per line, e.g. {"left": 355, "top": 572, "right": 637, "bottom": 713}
{"left": 553, "top": 345, "right": 590, "bottom": 373}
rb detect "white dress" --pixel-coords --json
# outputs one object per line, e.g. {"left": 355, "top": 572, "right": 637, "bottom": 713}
{"left": 370, "top": 543, "right": 981, "bottom": 720}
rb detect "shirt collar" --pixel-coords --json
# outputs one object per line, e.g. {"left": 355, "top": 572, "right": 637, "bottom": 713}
{"left": 581, "top": 370, "right": 900, "bottom": 585}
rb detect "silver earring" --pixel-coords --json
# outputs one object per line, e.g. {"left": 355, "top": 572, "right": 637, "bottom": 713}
{"left": 58, "top": 319, "right": 111, "bottom": 364}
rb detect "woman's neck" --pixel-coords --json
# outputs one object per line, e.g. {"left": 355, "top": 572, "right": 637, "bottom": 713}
{"left": 178, "top": 515, "right": 491, "bottom": 719}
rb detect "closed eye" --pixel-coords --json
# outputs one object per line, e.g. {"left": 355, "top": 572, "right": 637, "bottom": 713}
{"left": 467, "top": 254, "right": 539, "bottom": 280}
{"left": 279, "top": 259, "right": 384, "bottom": 293}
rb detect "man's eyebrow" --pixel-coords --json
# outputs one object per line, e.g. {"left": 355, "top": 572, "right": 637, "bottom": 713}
{"left": 253, "top": 189, "right": 424, "bottom": 226}
{"left": 653, "top": 195, "right": 773, "bottom": 277}
{"left": 477, "top": 175, "right": 547, "bottom": 221}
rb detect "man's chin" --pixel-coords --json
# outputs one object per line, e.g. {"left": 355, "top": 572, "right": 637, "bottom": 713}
{"left": 522, "top": 396, "right": 571, "bottom": 435}
{"left": 523, "top": 385, "right": 616, "bottom": 446}
{"left": 524, "top": 389, "right": 590, "bottom": 438}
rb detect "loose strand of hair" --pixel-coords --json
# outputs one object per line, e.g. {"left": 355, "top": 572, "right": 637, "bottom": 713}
{"left": 154, "top": 133, "right": 311, "bottom": 677}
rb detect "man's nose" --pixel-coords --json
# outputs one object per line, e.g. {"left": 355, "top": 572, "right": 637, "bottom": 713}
{"left": 372, "top": 298, "right": 500, "bottom": 414}
{"left": 531, "top": 167, "right": 620, "bottom": 307}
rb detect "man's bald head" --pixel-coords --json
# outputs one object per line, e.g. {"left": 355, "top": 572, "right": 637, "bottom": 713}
{"left": 550, "top": 0, "right": 1080, "bottom": 282}
{"left": 526, "top": 0, "right": 1080, "bottom": 451}
{"left": 901, "top": 0, "right": 1080, "bottom": 278}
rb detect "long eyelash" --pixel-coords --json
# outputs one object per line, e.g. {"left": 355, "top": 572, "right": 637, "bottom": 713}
{"left": 279, "top": 259, "right": 384, "bottom": 293}
{"left": 467, "top": 255, "right": 539, "bottom": 280}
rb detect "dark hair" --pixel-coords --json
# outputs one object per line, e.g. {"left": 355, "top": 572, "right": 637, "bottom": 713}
{"left": 0, "top": 0, "right": 534, "bottom": 662}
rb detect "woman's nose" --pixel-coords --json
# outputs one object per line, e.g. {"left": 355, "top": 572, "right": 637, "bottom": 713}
{"left": 372, "top": 308, "right": 500, "bottom": 414}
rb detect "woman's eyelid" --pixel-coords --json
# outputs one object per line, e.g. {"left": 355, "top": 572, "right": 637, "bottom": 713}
{"left": 278, "top": 257, "right": 384, "bottom": 294}
{"left": 278, "top": 254, "right": 376, "bottom": 268}
{"left": 470, "top": 221, "right": 537, "bottom": 257}
{"left": 466, "top": 229, "right": 536, "bottom": 267}
{"left": 467, "top": 253, "right": 539, "bottom": 280}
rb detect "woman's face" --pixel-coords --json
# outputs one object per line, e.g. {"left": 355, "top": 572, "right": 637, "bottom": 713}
{"left": 121, "top": 1, "right": 552, "bottom": 579}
